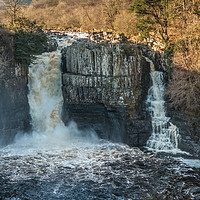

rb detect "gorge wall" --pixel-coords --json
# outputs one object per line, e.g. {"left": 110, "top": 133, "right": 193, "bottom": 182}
{"left": 1, "top": 31, "right": 199, "bottom": 157}
{"left": 168, "top": 109, "right": 200, "bottom": 157}
{"left": 61, "top": 39, "right": 200, "bottom": 157}
{"left": 0, "top": 33, "right": 30, "bottom": 145}
{"left": 61, "top": 40, "right": 152, "bottom": 146}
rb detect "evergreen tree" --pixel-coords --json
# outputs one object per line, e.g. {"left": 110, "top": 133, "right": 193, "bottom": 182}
{"left": 129, "top": 0, "right": 172, "bottom": 45}
{"left": 13, "top": 17, "right": 47, "bottom": 66}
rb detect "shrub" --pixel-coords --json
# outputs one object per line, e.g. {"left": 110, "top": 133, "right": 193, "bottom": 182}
{"left": 0, "top": 27, "right": 12, "bottom": 49}
{"left": 166, "top": 29, "right": 200, "bottom": 116}
{"left": 166, "top": 68, "right": 200, "bottom": 116}
{"left": 113, "top": 10, "right": 138, "bottom": 37}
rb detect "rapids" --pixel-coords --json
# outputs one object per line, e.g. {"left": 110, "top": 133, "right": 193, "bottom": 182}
{"left": 0, "top": 32, "right": 200, "bottom": 200}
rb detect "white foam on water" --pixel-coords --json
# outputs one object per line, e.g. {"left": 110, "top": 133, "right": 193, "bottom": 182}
{"left": 0, "top": 136, "right": 139, "bottom": 182}
{"left": 177, "top": 158, "right": 200, "bottom": 168}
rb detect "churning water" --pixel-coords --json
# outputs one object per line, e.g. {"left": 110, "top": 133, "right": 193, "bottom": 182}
{"left": 0, "top": 33, "right": 199, "bottom": 199}
{"left": 145, "top": 57, "right": 180, "bottom": 152}
{"left": 28, "top": 51, "right": 63, "bottom": 134}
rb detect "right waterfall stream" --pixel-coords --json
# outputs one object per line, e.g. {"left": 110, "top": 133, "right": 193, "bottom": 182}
{"left": 145, "top": 57, "right": 179, "bottom": 151}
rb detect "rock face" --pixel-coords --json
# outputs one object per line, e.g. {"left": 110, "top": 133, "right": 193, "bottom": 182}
{"left": 61, "top": 41, "right": 151, "bottom": 146}
{"left": 0, "top": 32, "right": 30, "bottom": 145}
{"left": 168, "top": 109, "right": 200, "bottom": 158}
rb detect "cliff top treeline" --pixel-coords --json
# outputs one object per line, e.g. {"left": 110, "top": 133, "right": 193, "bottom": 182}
{"left": 0, "top": 0, "right": 200, "bottom": 116}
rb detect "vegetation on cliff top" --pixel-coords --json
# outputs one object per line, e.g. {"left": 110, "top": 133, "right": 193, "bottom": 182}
{"left": 0, "top": 0, "right": 47, "bottom": 66}
{"left": 130, "top": 0, "right": 200, "bottom": 116}
{"left": 13, "top": 17, "right": 47, "bottom": 66}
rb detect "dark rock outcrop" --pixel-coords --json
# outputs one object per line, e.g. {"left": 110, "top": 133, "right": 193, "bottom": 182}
{"left": 61, "top": 40, "right": 151, "bottom": 146}
{"left": 168, "top": 109, "right": 200, "bottom": 158}
{"left": 0, "top": 31, "right": 31, "bottom": 145}
{"left": 45, "top": 37, "right": 58, "bottom": 52}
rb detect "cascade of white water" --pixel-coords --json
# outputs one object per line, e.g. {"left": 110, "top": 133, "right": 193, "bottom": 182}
{"left": 145, "top": 57, "right": 179, "bottom": 151}
{"left": 28, "top": 51, "right": 63, "bottom": 134}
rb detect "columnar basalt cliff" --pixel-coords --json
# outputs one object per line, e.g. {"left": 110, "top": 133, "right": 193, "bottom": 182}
{"left": 0, "top": 34, "right": 31, "bottom": 145}
{"left": 61, "top": 41, "right": 151, "bottom": 146}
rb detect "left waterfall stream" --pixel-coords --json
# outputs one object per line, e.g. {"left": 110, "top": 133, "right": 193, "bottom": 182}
{"left": 0, "top": 33, "right": 200, "bottom": 200}
{"left": 28, "top": 51, "right": 63, "bottom": 135}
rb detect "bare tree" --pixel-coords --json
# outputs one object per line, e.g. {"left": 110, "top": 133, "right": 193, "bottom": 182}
{"left": 103, "top": 0, "right": 121, "bottom": 29}
{"left": 4, "top": 0, "right": 24, "bottom": 27}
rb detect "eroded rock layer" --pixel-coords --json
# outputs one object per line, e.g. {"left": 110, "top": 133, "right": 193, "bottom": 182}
{"left": 61, "top": 41, "right": 151, "bottom": 146}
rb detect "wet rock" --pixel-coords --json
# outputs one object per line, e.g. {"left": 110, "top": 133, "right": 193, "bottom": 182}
{"left": 139, "top": 44, "right": 168, "bottom": 72}
{"left": 61, "top": 40, "right": 151, "bottom": 146}
{"left": 45, "top": 38, "right": 58, "bottom": 52}
{"left": 0, "top": 35, "right": 31, "bottom": 145}
{"left": 168, "top": 109, "right": 200, "bottom": 158}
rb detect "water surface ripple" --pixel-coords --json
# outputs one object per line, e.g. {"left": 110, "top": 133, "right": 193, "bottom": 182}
{"left": 0, "top": 140, "right": 200, "bottom": 200}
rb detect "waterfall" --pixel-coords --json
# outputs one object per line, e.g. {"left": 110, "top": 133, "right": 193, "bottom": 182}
{"left": 28, "top": 51, "right": 63, "bottom": 134}
{"left": 145, "top": 57, "right": 179, "bottom": 151}
{"left": 26, "top": 35, "right": 98, "bottom": 144}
